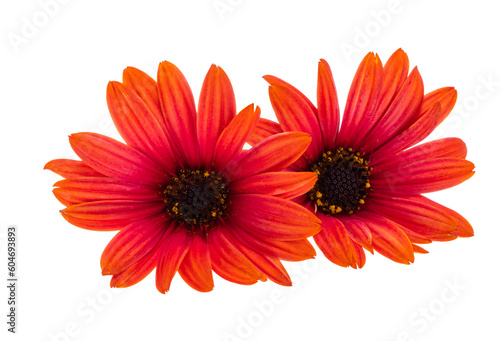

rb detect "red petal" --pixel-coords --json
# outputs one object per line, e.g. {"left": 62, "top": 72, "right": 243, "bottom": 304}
{"left": 357, "top": 211, "right": 415, "bottom": 264}
{"left": 351, "top": 49, "right": 409, "bottom": 149}
{"left": 338, "top": 216, "right": 373, "bottom": 253}
{"left": 412, "top": 244, "right": 429, "bottom": 254}
{"left": 101, "top": 214, "right": 170, "bottom": 275}
{"left": 416, "top": 196, "right": 474, "bottom": 237}
{"left": 317, "top": 59, "right": 340, "bottom": 149}
{"left": 417, "top": 87, "right": 457, "bottom": 124}
{"left": 122, "top": 67, "right": 163, "bottom": 123}
{"left": 53, "top": 177, "right": 162, "bottom": 206}
{"left": 267, "top": 83, "right": 323, "bottom": 161}
{"left": 213, "top": 104, "right": 260, "bottom": 171}
{"left": 229, "top": 219, "right": 316, "bottom": 261}
{"left": 208, "top": 228, "right": 261, "bottom": 285}
{"left": 228, "top": 194, "right": 321, "bottom": 240}
{"left": 69, "top": 133, "right": 168, "bottom": 186}
{"left": 263, "top": 75, "right": 318, "bottom": 114}
{"left": 372, "top": 137, "right": 468, "bottom": 173}
{"left": 44, "top": 159, "right": 104, "bottom": 178}
{"left": 106, "top": 81, "right": 177, "bottom": 174}
{"left": 157, "top": 61, "right": 199, "bottom": 168}
{"left": 60, "top": 200, "right": 166, "bottom": 231}
{"left": 337, "top": 52, "right": 383, "bottom": 147}
{"left": 225, "top": 132, "right": 311, "bottom": 182}
{"left": 197, "top": 65, "right": 236, "bottom": 167}
{"left": 155, "top": 227, "right": 192, "bottom": 293}
{"left": 220, "top": 220, "right": 291, "bottom": 285}
{"left": 371, "top": 102, "right": 441, "bottom": 159}
{"left": 178, "top": 234, "right": 214, "bottom": 292}
{"left": 365, "top": 194, "right": 457, "bottom": 237}
{"left": 362, "top": 67, "right": 424, "bottom": 152}
{"left": 231, "top": 171, "right": 317, "bottom": 200}
{"left": 247, "top": 117, "right": 283, "bottom": 146}
{"left": 313, "top": 215, "right": 353, "bottom": 267}
{"left": 110, "top": 240, "right": 163, "bottom": 288}
{"left": 372, "top": 158, "right": 475, "bottom": 194}
{"left": 350, "top": 241, "right": 366, "bottom": 269}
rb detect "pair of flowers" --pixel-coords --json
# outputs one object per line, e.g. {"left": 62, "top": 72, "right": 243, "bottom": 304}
{"left": 45, "top": 49, "right": 474, "bottom": 293}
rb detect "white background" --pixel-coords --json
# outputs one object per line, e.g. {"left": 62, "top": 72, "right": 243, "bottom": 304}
{"left": 1, "top": 0, "right": 499, "bottom": 340}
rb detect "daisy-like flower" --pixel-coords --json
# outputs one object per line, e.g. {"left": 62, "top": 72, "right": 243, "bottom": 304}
{"left": 45, "top": 62, "right": 321, "bottom": 293}
{"left": 249, "top": 49, "right": 474, "bottom": 268}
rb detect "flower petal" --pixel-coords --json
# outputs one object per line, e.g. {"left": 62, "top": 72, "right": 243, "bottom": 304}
{"left": 357, "top": 211, "right": 415, "bottom": 264}
{"left": 371, "top": 158, "right": 475, "bottom": 194}
{"left": 44, "top": 159, "right": 104, "bottom": 178}
{"left": 417, "top": 87, "right": 457, "bottom": 124}
{"left": 122, "top": 67, "right": 163, "bottom": 123}
{"left": 228, "top": 194, "right": 321, "bottom": 240}
{"left": 338, "top": 216, "right": 373, "bottom": 253}
{"left": 231, "top": 171, "right": 317, "bottom": 200}
{"left": 247, "top": 117, "right": 283, "bottom": 146}
{"left": 222, "top": 225, "right": 291, "bottom": 286}
{"left": 350, "top": 241, "right": 366, "bottom": 269}
{"left": 155, "top": 227, "right": 192, "bottom": 293}
{"left": 101, "top": 214, "right": 170, "bottom": 275}
{"left": 317, "top": 59, "right": 340, "bottom": 149}
{"left": 313, "top": 215, "right": 353, "bottom": 267}
{"left": 157, "top": 61, "right": 199, "bottom": 168}
{"left": 197, "top": 65, "right": 236, "bottom": 167}
{"left": 337, "top": 52, "right": 383, "bottom": 148}
{"left": 60, "top": 200, "right": 166, "bottom": 231}
{"left": 263, "top": 75, "right": 318, "bottom": 114}
{"left": 351, "top": 49, "right": 409, "bottom": 149}
{"left": 178, "top": 234, "right": 214, "bottom": 292}
{"left": 69, "top": 133, "right": 168, "bottom": 186}
{"left": 208, "top": 227, "right": 262, "bottom": 285}
{"left": 225, "top": 132, "right": 311, "bottom": 182}
{"left": 371, "top": 102, "right": 441, "bottom": 159}
{"left": 213, "top": 104, "right": 260, "bottom": 171}
{"left": 53, "top": 177, "right": 162, "bottom": 206}
{"left": 106, "top": 81, "right": 177, "bottom": 174}
{"left": 372, "top": 137, "right": 468, "bottom": 173}
{"left": 365, "top": 194, "right": 457, "bottom": 237}
{"left": 362, "top": 67, "right": 424, "bottom": 152}
{"left": 267, "top": 82, "right": 323, "bottom": 161}
{"left": 229, "top": 218, "right": 316, "bottom": 261}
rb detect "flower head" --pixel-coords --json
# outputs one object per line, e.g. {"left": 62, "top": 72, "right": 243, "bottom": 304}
{"left": 45, "top": 62, "right": 321, "bottom": 292}
{"left": 250, "top": 49, "right": 474, "bottom": 268}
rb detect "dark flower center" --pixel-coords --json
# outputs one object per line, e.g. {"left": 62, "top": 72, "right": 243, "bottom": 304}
{"left": 308, "top": 147, "right": 371, "bottom": 215}
{"left": 163, "top": 169, "right": 229, "bottom": 231}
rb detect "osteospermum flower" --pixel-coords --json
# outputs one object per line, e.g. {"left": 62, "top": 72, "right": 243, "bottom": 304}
{"left": 249, "top": 49, "right": 474, "bottom": 268}
{"left": 45, "top": 62, "right": 321, "bottom": 293}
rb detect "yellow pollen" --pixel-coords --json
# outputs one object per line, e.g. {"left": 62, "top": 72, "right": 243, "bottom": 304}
{"left": 316, "top": 191, "right": 323, "bottom": 198}
{"left": 316, "top": 199, "right": 323, "bottom": 206}
{"left": 359, "top": 199, "right": 365, "bottom": 204}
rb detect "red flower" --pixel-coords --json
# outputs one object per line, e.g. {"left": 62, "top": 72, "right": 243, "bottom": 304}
{"left": 45, "top": 62, "right": 321, "bottom": 293}
{"left": 249, "top": 49, "right": 474, "bottom": 268}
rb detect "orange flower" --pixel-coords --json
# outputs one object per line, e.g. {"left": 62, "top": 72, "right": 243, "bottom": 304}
{"left": 45, "top": 62, "right": 321, "bottom": 292}
{"left": 249, "top": 49, "right": 474, "bottom": 268}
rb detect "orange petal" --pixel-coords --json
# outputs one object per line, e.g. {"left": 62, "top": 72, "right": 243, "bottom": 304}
{"left": 60, "top": 200, "right": 166, "bottom": 231}
{"left": 372, "top": 158, "right": 475, "bottom": 194}
{"left": 106, "top": 81, "right": 177, "bottom": 174}
{"left": 231, "top": 171, "right": 317, "bottom": 200}
{"left": 69, "top": 133, "right": 168, "bottom": 186}
{"left": 228, "top": 194, "right": 321, "bottom": 240}
{"left": 247, "top": 117, "right": 283, "bottom": 146}
{"left": 317, "top": 59, "right": 340, "bottom": 149}
{"left": 313, "top": 215, "right": 353, "bottom": 267}
{"left": 101, "top": 214, "right": 170, "bottom": 275}
{"left": 263, "top": 75, "right": 318, "bottom": 114}
{"left": 338, "top": 216, "right": 373, "bottom": 253}
{"left": 357, "top": 211, "right": 415, "bottom": 264}
{"left": 53, "top": 177, "right": 162, "bottom": 206}
{"left": 208, "top": 228, "right": 261, "bottom": 285}
{"left": 155, "top": 227, "right": 192, "bottom": 293}
{"left": 225, "top": 132, "right": 311, "bottom": 182}
{"left": 157, "top": 61, "right": 199, "bottom": 168}
{"left": 213, "top": 104, "right": 260, "bottom": 171}
{"left": 44, "top": 159, "right": 104, "bottom": 178}
{"left": 417, "top": 87, "right": 457, "bottom": 124}
{"left": 178, "top": 234, "right": 214, "bottom": 292}
{"left": 197, "top": 65, "right": 236, "bottom": 167}
{"left": 337, "top": 52, "right": 383, "bottom": 148}
{"left": 267, "top": 83, "right": 323, "bottom": 161}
